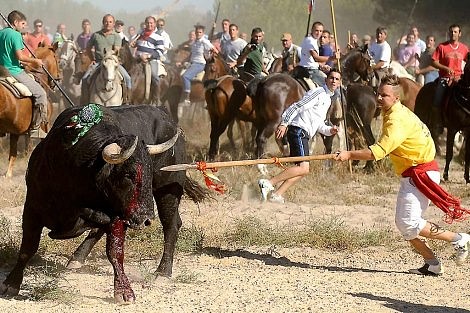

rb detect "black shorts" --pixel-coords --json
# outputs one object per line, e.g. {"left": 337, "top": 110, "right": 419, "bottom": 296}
{"left": 286, "top": 126, "right": 309, "bottom": 157}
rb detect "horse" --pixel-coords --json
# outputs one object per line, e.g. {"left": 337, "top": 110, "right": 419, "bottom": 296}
{"left": 205, "top": 75, "right": 254, "bottom": 160}
{"left": 0, "top": 43, "right": 60, "bottom": 178}
{"left": 87, "top": 51, "right": 123, "bottom": 106}
{"left": 415, "top": 62, "right": 470, "bottom": 182}
{"left": 340, "top": 47, "right": 421, "bottom": 111}
{"left": 118, "top": 42, "right": 184, "bottom": 123}
{"left": 56, "top": 39, "right": 80, "bottom": 114}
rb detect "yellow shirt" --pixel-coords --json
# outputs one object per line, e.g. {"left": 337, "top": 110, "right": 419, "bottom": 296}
{"left": 369, "top": 101, "right": 435, "bottom": 175}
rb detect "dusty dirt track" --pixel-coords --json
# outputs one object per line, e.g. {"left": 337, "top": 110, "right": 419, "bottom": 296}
{"left": 0, "top": 120, "right": 469, "bottom": 313}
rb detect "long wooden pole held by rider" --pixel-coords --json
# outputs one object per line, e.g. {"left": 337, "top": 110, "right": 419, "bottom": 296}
{"left": 0, "top": 11, "right": 76, "bottom": 107}
{"left": 209, "top": 1, "right": 221, "bottom": 41}
{"left": 305, "top": 0, "right": 314, "bottom": 37}
{"left": 329, "top": 0, "right": 352, "bottom": 173}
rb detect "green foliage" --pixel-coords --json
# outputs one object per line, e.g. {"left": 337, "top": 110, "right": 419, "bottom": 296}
{"left": 224, "top": 215, "right": 396, "bottom": 251}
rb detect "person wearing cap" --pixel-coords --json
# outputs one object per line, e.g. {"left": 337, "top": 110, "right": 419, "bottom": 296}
{"left": 280, "top": 32, "right": 301, "bottom": 73}
{"left": 115, "top": 19, "right": 128, "bottom": 42}
{"left": 76, "top": 18, "right": 92, "bottom": 51}
{"left": 25, "top": 19, "right": 51, "bottom": 52}
{"left": 221, "top": 23, "right": 247, "bottom": 69}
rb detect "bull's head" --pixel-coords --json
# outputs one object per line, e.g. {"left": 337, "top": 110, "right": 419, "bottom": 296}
{"left": 99, "top": 129, "right": 181, "bottom": 229}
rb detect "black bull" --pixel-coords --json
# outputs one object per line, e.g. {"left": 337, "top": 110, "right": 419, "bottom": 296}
{"left": 0, "top": 104, "right": 207, "bottom": 303}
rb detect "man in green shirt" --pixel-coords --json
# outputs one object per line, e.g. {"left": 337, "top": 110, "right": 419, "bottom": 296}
{"left": 237, "top": 27, "right": 268, "bottom": 82}
{"left": 0, "top": 10, "right": 48, "bottom": 130}
{"left": 81, "top": 14, "right": 132, "bottom": 104}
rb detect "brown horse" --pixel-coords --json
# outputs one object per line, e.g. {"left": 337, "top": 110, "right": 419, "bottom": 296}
{"left": 0, "top": 43, "right": 60, "bottom": 178}
{"left": 205, "top": 75, "right": 254, "bottom": 160}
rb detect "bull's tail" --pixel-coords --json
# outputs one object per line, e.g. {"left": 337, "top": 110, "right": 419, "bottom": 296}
{"left": 184, "top": 177, "right": 210, "bottom": 203}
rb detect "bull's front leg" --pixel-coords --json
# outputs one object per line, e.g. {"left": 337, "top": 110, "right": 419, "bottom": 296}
{"left": 106, "top": 219, "right": 135, "bottom": 304}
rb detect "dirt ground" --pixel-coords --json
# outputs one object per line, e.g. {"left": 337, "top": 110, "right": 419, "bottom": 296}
{"left": 0, "top": 113, "right": 469, "bottom": 313}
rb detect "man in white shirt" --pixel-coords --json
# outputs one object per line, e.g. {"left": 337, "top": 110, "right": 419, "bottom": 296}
{"left": 156, "top": 18, "right": 173, "bottom": 54}
{"left": 369, "top": 26, "right": 392, "bottom": 87}
{"left": 181, "top": 24, "right": 217, "bottom": 103}
{"left": 258, "top": 70, "right": 341, "bottom": 203}
{"left": 222, "top": 23, "right": 247, "bottom": 69}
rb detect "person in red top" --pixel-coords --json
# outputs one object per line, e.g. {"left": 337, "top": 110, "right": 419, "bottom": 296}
{"left": 430, "top": 24, "right": 469, "bottom": 134}
{"left": 24, "top": 19, "right": 51, "bottom": 52}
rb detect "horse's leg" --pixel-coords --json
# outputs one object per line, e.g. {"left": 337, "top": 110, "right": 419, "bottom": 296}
{"left": 255, "top": 122, "right": 277, "bottom": 175}
{"left": 362, "top": 124, "right": 376, "bottom": 172}
{"left": 209, "top": 118, "right": 231, "bottom": 161}
{"left": 227, "top": 120, "right": 236, "bottom": 151}
{"left": 6, "top": 134, "right": 19, "bottom": 178}
{"left": 443, "top": 127, "right": 458, "bottom": 181}
{"left": 321, "top": 134, "right": 334, "bottom": 170}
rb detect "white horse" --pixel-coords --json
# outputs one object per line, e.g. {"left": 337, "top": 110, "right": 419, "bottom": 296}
{"left": 56, "top": 39, "right": 81, "bottom": 112}
{"left": 389, "top": 60, "right": 416, "bottom": 81}
{"left": 89, "top": 51, "right": 123, "bottom": 106}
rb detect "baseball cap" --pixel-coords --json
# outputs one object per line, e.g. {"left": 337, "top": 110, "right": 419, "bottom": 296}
{"left": 116, "top": 20, "right": 124, "bottom": 27}
{"left": 281, "top": 33, "right": 292, "bottom": 41}
{"left": 362, "top": 34, "right": 371, "bottom": 42}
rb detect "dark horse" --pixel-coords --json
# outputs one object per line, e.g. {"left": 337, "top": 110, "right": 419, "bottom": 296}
{"left": 415, "top": 62, "right": 470, "bottom": 182}
{"left": 341, "top": 47, "right": 421, "bottom": 111}
{"left": 0, "top": 43, "right": 60, "bottom": 177}
{"left": 119, "top": 42, "right": 183, "bottom": 123}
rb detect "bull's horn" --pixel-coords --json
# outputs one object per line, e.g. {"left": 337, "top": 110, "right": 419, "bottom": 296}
{"left": 102, "top": 136, "right": 138, "bottom": 164}
{"left": 147, "top": 128, "right": 182, "bottom": 155}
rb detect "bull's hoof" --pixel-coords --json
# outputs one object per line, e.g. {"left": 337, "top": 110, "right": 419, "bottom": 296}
{"left": 66, "top": 260, "right": 83, "bottom": 269}
{"left": 114, "top": 289, "right": 135, "bottom": 305}
{"left": 0, "top": 282, "right": 20, "bottom": 297}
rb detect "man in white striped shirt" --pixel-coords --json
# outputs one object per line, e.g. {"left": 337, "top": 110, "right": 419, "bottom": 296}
{"left": 258, "top": 69, "right": 341, "bottom": 203}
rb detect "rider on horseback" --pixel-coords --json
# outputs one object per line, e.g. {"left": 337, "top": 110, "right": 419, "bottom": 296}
{"left": 131, "top": 16, "right": 166, "bottom": 102}
{"left": 368, "top": 26, "right": 392, "bottom": 88}
{"left": 81, "top": 14, "right": 132, "bottom": 104}
{"left": 0, "top": 10, "right": 48, "bottom": 131}
{"left": 430, "top": 24, "right": 469, "bottom": 134}
{"left": 237, "top": 27, "right": 269, "bottom": 82}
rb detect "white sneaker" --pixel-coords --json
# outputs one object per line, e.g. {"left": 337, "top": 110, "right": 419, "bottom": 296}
{"left": 269, "top": 193, "right": 285, "bottom": 204}
{"left": 258, "top": 179, "right": 274, "bottom": 201}
{"left": 409, "top": 263, "right": 443, "bottom": 276}
{"left": 452, "top": 233, "right": 470, "bottom": 265}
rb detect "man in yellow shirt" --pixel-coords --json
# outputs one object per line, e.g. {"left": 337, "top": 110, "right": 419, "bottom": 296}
{"left": 335, "top": 73, "right": 470, "bottom": 276}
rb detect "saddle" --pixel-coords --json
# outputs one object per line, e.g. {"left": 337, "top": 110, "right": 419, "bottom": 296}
{"left": 291, "top": 66, "right": 317, "bottom": 91}
{"left": 0, "top": 76, "right": 33, "bottom": 98}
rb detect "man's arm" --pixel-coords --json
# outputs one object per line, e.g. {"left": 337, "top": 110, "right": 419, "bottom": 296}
{"left": 15, "top": 50, "right": 42, "bottom": 68}
{"left": 335, "top": 148, "right": 374, "bottom": 161}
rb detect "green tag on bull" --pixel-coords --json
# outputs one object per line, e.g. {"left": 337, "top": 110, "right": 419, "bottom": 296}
{"left": 69, "top": 103, "right": 103, "bottom": 145}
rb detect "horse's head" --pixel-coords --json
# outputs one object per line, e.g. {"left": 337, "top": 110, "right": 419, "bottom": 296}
{"left": 58, "top": 40, "right": 78, "bottom": 70}
{"left": 32, "top": 44, "right": 61, "bottom": 90}
{"left": 203, "top": 54, "right": 230, "bottom": 80}
{"left": 73, "top": 50, "right": 92, "bottom": 84}
{"left": 341, "top": 48, "right": 373, "bottom": 85}
{"left": 171, "top": 45, "right": 191, "bottom": 66}
{"left": 101, "top": 52, "right": 120, "bottom": 91}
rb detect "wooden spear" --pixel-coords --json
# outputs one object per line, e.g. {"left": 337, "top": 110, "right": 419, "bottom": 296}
{"left": 160, "top": 154, "right": 337, "bottom": 171}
